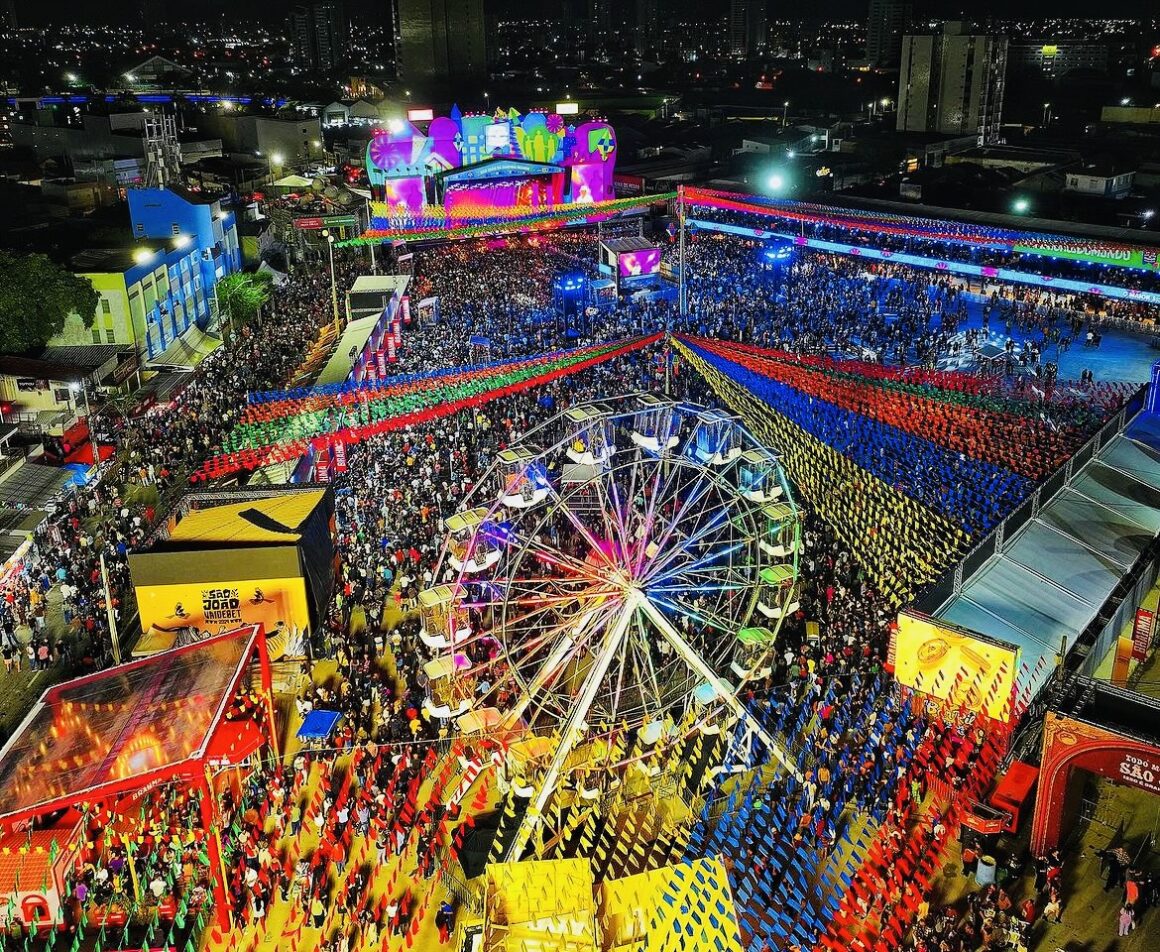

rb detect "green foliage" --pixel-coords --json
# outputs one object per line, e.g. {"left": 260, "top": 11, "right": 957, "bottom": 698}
{"left": 215, "top": 271, "right": 274, "bottom": 327}
{"left": 0, "top": 251, "right": 100, "bottom": 353}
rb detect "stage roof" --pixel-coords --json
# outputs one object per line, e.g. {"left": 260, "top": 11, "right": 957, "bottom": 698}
{"left": 315, "top": 313, "right": 382, "bottom": 388}
{"left": 601, "top": 236, "right": 657, "bottom": 254}
{"left": 437, "top": 157, "right": 564, "bottom": 184}
{"left": 936, "top": 410, "right": 1160, "bottom": 701}
{"left": 167, "top": 489, "right": 327, "bottom": 546}
{"left": 348, "top": 275, "right": 409, "bottom": 298}
{"left": 0, "top": 626, "right": 259, "bottom": 824}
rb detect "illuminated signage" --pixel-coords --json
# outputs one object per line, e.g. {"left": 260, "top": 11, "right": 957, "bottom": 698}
{"left": 1040, "top": 45, "right": 1058, "bottom": 57}
{"left": 407, "top": 108, "right": 435, "bottom": 122}
{"left": 556, "top": 101, "right": 580, "bottom": 115}
{"left": 135, "top": 577, "right": 311, "bottom": 635}
{"left": 894, "top": 610, "right": 1019, "bottom": 722}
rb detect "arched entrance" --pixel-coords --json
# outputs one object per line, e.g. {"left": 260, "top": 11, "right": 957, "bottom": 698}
{"left": 1031, "top": 711, "right": 1160, "bottom": 854}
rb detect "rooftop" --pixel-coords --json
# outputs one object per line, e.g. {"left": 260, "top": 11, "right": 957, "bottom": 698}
{"left": 40, "top": 344, "right": 134, "bottom": 370}
{"left": 0, "top": 626, "right": 260, "bottom": 823}
{"left": 1052, "top": 676, "right": 1160, "bottom": 749}
{"left": 601, "top": 236, "right": 659, "bottom": 254}
{"left": 0, "top": 355, "right": 91, "bottom": 382}
{"left": 68, "top": 236, "right": 195, "bottom": 274}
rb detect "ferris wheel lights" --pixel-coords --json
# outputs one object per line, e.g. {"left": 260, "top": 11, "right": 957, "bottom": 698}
{"left": 429, "top": 395, "right": 804, "bottom": 857}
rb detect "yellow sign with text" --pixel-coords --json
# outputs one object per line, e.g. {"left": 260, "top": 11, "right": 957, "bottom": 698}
{"left": 894, "top": 611, "right": 1019, "bottom": 722}
{"left": 135, "top": 577, "right": 311, "bottom": 637}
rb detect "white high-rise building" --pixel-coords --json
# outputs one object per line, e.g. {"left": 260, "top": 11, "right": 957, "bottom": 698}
{"left": 897, "top": 22, "right": 1008, "bottom": 143}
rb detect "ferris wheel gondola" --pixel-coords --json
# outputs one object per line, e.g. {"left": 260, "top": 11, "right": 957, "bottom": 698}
{"left": 423, "top": 394, "right": 804, "bottom": 862}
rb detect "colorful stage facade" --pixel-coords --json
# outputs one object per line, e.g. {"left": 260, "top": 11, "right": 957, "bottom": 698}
{"left": 366, "top": 106, "right": 617, "bottom": 221}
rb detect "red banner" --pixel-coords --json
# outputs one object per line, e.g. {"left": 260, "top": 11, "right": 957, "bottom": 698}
{"left": 401, "top": 295, "right": 411, "bottom": 325}
{"left": 376, "top": 350, "right": 387, "bottom": 377}
{"left": 392, "top": 320, "right": 402, "bottom": 346}
{"left": 315, "top": 457, "right": 330, "bottom": 482}
{"left": 387, "top": 337, "right": 397, "bottom": 362}
{"left": 193, "top": 334, "right": 662, "bottom": 481}
{"left": 333, "top": 439, "right": 347, "bottom": 472}
{"left": 1132, "top": 608, "right": 1155, "bottom": 661}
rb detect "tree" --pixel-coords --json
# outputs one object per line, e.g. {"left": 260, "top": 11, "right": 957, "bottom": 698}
{"left": 215, "top": 271, "right": 274, "bottom": 329}
{"left": 0, "top": 252, "right": 99, "bottom": 353}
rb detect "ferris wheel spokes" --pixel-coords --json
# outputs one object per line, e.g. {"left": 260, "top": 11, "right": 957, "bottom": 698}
{"left": 500, "top": 593, "right": 624, "bottom": 728}
{"left": 504, "top": 601, "right": 638, "bottom": 864}
{"left": 635, "top": 595, "right": 801, "bottom": 781}
{"left": 634, "top": 466, "right": 722, "bottom": 580}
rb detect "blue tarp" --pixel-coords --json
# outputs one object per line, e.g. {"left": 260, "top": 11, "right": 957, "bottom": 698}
{"left": 297, "top": 709, "right": 342, "bottom": 741}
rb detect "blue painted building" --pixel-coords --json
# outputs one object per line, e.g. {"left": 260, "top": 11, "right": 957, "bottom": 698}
{"left": 127, "top": 185, "right": 241, "bottom": 328}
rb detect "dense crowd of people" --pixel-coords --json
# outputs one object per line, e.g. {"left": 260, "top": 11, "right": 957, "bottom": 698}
{"left": 691, "top": 202, "right": 1160, "bottom": 314}
{"left": 0, "top": 255, "right": 359, "bottom": 693}
{"left": 2, "top": 214, "right": 1155, "bottom": 952}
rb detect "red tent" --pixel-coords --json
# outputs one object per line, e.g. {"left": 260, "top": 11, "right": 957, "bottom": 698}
{"left": 0, "top": 625, "right": 274, "bottom": 927}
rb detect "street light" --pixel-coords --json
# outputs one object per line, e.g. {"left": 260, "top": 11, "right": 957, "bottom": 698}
{"left": 782, "top": 100, "right": 789, "bottom": 127}
{"left": 1012, "top": 198, "right": 1031, "bottom": 214}
{"left": 1042, "top": 102, "right": 1051, "bottom": 125}
{"left": 768, "top": 173, "right": 786, "bottom": 192}
{"left": 321, "top": 228, "right": 341, "bottom": 334}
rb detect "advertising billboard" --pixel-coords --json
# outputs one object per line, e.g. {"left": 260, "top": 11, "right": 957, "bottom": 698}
{"left": 894, "top": 610, "right": 1020, "bottom": 722}
{"left": 135, "top": 576, "right": 311, "bottom": 638}
{"left": 1013, "top": 241, "right": 1158, "bottom": 270}
{"left": 618, "top": 248, "right": 662, "bottom": 278}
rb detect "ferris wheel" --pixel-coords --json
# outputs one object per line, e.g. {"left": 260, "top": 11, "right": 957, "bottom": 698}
{"left": 419, "top": 395, "right": 803, "bottom": 861}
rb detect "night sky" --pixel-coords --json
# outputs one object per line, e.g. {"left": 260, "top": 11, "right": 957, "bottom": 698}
{"left": 15, "top": 0, "right": 1149, "bottom": 27}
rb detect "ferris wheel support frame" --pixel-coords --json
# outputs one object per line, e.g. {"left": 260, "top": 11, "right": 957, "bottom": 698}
{"left": 501, "top": 593, "right": 611, "bottom": 728}
{"left": 504, "top": 598, "right": 636, "bottom": 864}
{"left": 636, "top": 596, "right": 800, "bottom": 781}
{"left": 502, "top": 589, "right": 803, "bottom": 865}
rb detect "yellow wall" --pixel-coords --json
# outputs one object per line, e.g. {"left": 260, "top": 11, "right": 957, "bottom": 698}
{"left": 49, "top": 271, "right": 142, "bottom": 351}
{"left": 0, "top": 375, "right": 78, "bottom": 415}
{"left": 134, "top": 576, "right": 312, "bottom": 637}
{"left": 1100, "top": 106, "right": 1160, "bottom": 125}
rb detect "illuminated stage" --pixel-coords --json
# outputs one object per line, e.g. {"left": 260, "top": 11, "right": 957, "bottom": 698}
{"left": 365, "top": 106, "right": 618, "bottom": 227}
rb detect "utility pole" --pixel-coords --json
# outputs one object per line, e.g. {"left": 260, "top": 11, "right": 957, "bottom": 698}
{"left": 323, "top": 229, "right": 341, "bottom": 334}
{"left": 99, "top": 552, "right": 122, "bottom": 664}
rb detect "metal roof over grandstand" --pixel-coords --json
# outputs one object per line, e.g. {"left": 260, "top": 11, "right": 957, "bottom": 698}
{"left": 935, "top": 410, "right": 1160, "bottom": 701}
{"left": 814, "top": 194, "right": 1160, "bottom": 251}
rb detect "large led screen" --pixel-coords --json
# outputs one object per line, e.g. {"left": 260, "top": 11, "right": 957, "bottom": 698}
{"left": 894, "top": 610, "right": 1020, "bottom": 722}
{"left": 618, "top": 248, "right": 662, "bottom": 278}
